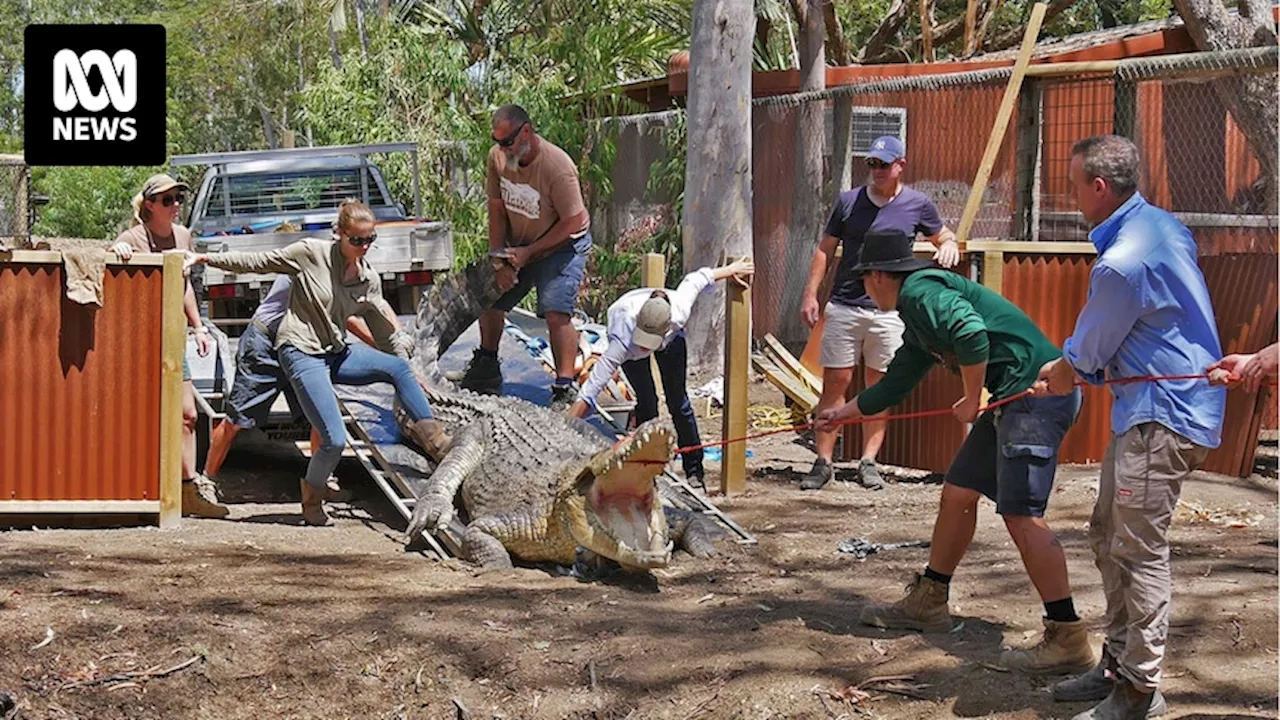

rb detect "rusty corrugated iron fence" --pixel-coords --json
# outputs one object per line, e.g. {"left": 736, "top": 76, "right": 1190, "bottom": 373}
{"left": 601, "top": 48, "right": 1276, "bottom": 476}
{"left": 0, "top": 252, "right": 186, "bottom": 524}
{"left": 0, "top": 260, "right": 163, "bottom": 500}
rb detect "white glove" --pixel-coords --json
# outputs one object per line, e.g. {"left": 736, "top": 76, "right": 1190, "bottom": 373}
{"left": 110, "top": 241, "right": 133, "bottom": 260}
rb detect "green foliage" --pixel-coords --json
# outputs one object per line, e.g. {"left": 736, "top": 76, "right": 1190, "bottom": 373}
{"left": 31, "top": 165, "right": 160, "bottom": 240}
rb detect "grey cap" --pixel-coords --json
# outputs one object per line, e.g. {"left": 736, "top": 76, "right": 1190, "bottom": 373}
{"left": 633, "top": 294, "right": 672, "bottom": 351}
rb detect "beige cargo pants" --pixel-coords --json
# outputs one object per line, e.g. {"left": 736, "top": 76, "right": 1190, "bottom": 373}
{"left": 1091, "top": 422, "right": 1209, "bottom": 692}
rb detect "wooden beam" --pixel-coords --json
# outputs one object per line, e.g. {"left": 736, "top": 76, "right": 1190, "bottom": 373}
{"left": 966, "top": 240, "right": 1096, "bottom": 254}
{"left": 641, "top": 252, "right": 665, "bottom": 288}
{"left": 954, "top": 2, "right": 1048, "bottom": 246}
{"left": 763, "top": 334, "right": 822, "bottom": 394}
{"left": 752, "top": 353, "right": 819, "bottom": 412}
{"left": 0, "top": 249, "right": 168, "bottom": 266}
{"left": 158, "top": 253, "right": 186, "bottom": 529}
{"left": 982, "top": 250, "right": 1005, "bottom": 295}
{"left": 640, "top": 252, "right": 666, "bottom": 399}
{"left": 0, "top": 500, "right": 163, "bottom": 514}
{"left": 720, "top": 257, "right": 751, "bottom": 495}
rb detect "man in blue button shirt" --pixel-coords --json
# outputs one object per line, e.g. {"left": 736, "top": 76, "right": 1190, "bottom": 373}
{"left": 1036, "top": 134, "right": 1225, "bottom": 720}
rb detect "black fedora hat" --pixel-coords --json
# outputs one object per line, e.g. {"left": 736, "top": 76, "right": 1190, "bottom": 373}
{"left": 851, "top": 229, "right": 936, "bottom": 274}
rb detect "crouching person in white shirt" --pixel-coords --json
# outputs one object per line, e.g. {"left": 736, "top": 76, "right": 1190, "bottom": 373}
{"left": 567, "top": 260, "right": 754, "bottom": 488}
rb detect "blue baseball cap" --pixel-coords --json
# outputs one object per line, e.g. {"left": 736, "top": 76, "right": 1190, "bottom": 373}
{"left": 867, "top": 135, "right": 905, "bottom": 163}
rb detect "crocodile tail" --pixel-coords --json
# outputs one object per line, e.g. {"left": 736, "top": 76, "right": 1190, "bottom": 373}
{"left": 663, "top": 506, "right": 722, "bottom": 559}
{"left": 411, "top": 259, "right": 504, "bottom": 383}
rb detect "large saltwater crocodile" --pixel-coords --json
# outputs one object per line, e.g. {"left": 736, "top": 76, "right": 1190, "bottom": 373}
{"left": 396, "top": 260, "right": 716, "bottom": 570}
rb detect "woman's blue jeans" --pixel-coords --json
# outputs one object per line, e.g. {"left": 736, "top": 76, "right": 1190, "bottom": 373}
{"left": 279, "top": 343, "right": 433, "bottom": 487}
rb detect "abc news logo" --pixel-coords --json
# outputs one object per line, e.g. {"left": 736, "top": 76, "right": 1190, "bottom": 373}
{"left": 25, "top": 25, "right": 165, "bottom": 166}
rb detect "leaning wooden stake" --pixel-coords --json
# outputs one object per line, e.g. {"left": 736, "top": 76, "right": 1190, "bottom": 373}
{"left": 158, "top": 253, "right": 186, "bottom": 528}
{"left": 641, "top": 252, "right": 667, "bottom": 397}
{"left": 954, "top": 1, "right": 1048, "bottom": 246}
{"left": 721, "top": 257, "right": 751, "bottom": 495}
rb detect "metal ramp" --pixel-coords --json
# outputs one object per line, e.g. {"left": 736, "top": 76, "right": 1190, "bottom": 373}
{"left": 334, "top": 383, "right": 466, "bottom": 560}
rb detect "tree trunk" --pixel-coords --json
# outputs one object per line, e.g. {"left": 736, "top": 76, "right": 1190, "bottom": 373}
{"left": 975, "top": 0, "right": 1005, "bottom": 53}
{"left": 921, "top": 0, "right": 935, "bottom": 61}
{"left": 354, "top": 0, "right": 369, "bottom": 58}
{"left": 962, "top": 0, "right": 978, "bottom": 55}
{"left": 863, "top": 0, "right": 1075, "bottom": 62}
{"left": 257, "top": 102, "right": 278, "bottom": 149}
{"left": 982, "top": 0, "right": 1078, "bottom": 52}
{"left": 681, "top": 0, "right": 755, "bottom": 372}
{"left": 859, "top": 0, "right": 911, "bottom": 62}
{"left": 1170, "top": 0, "right": 1277, "bottom": 212}
{"left": 776, "top": 0, "right": 826, "bottom": 347}
{"left": 824, "top": 0, "right": 855, "bottom": 199}
{"left": 328, "top": 17, "right": 343, "bottom": 69}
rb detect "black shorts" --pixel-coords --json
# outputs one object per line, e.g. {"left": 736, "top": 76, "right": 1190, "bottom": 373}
{"left": 944, "top": 388, "right": 1082, "bottom": 517}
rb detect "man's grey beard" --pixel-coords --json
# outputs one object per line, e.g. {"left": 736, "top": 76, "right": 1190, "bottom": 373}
{"left": 504, "top": 141, "right": 532, "bottom": 172}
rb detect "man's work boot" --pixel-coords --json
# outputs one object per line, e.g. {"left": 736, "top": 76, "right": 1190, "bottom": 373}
{"left": 182, "top": 476, "right": 230, "bottom": 519}
{"left": 459, "top": 349, "right": 502, "bottom": 395}
{"left": 800, "top": 458, "right": 833, "bottom": 491}
{"left": 1000, "top": 618, "right": 1097, "bottom": 675}
{"left": 858, "top": 458, "right": 885, "bottom": 490}
{"left": 1054, "top": 656, "right": 1114, "bottom": 702}
{"left": 1055, "top": 658, "right": 1168, "bottom": 717}
{"left": 405, "top": 419, "right": 453, "bottom": 462}
{"left": 1070, "top": 677, "right": 1164, "bottom": 720}
{"left": 300, "top": 479, "right": 332, "bottom": 527}
{"left": 858, "top": 573, "right": 953, "bottom": 632}
{"left": 550, "top": 381, "right": 578, "bottom": 412}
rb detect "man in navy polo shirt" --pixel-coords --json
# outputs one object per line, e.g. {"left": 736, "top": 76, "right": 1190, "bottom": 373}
{"left": 798, "top": 135, "right": 960, "bottom": 491}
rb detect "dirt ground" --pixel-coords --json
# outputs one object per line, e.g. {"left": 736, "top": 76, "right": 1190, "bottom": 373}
{"left": 2, "top": 379, "right": 1277, "bottom": 720}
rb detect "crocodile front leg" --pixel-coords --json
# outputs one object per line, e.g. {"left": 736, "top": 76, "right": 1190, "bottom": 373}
{"left": 406, "top": 422, "right": 485, "bottom": 539}
{"left": 462, "top": 518, "right": 515, "bottom": 569}
{"left": 464, "top": 506, "right": 577, "bottom": 568}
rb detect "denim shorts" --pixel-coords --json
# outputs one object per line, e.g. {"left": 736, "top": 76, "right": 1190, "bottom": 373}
{"left": 493, "top": 232, "right": 592, "bottom": 317}
{"left": 225, "top": 322, "right": 301, "bottom": 429}
{"left": 944, "top": 388, "right": 1083, "bottom": 517}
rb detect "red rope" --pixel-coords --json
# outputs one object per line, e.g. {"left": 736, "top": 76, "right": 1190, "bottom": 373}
{"left": 629, "top": 371, "right": 1275, "bottom": 463}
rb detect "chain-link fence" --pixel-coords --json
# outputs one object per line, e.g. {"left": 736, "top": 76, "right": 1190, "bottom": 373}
{"left": 597, "top": 46, "right": 1278, "bottom": 345}
{"left": 0, "top": 155, "right": 30, "bottom": 249}
{"left": 1029, "top": 48, "right": 1278, "bottom": 246}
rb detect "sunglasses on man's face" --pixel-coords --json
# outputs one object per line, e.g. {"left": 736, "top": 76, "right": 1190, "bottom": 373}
{"left": 866, "top": 159, "right": 894, "bottom": 170}
{"left": 493, "top": 121, "right": 528, "bottom": 148}
{"left": 347, "top": 232, "right": 377, "bottom": 247}
{"left": 153, "top": 192, "right": 186, "bottom": 207}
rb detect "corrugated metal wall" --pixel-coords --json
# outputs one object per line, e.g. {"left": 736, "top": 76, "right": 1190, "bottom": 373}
{"left": 999, "top": 245, "right": 1277, "bottom": 475}
{"left": 0, "top": 262, "right": 164, "bottom": 500}
{"left": 1002, "top": 253, "right": 1114, "bottom": 464}
{"left": 843, "top": 367, "right": 968, "bottom": 474}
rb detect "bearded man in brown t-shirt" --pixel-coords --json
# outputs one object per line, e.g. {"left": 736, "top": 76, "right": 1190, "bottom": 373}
{"left": 458, "top": 104, "right": 592, "bottom": 411}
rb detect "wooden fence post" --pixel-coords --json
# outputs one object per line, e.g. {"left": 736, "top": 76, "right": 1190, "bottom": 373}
{"left": 641, "top": 252, "right": 667, "bottom": 400}
{"left": 158, "top": 253, "right": 186, "bottom": 528}
{"left": 721, "top": 256, "right": 751, "bottom": 494}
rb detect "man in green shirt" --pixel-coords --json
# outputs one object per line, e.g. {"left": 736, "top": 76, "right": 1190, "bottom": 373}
{"left": 817, "top": 230, "right": 1091, "bottom": 675}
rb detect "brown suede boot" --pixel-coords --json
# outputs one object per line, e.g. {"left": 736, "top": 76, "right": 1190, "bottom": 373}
{"left": 858, "top": 573, "right": 953, "bottom": 632}
{"left": 405, "top": 419, "right": 453, "bottom": 462}
{"left": 1000, "top": 618, "right": 1097, "bottom": 675}
{"left": 182, "top": 476, "right": 229, "bottom": 519}
{"left": 300, "top": 479, "right": 331, "bottom": 527}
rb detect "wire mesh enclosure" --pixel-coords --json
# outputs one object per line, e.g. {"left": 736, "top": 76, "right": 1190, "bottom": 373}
{"left": 0, "top": 155, "right": 30, "bottom": 249}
